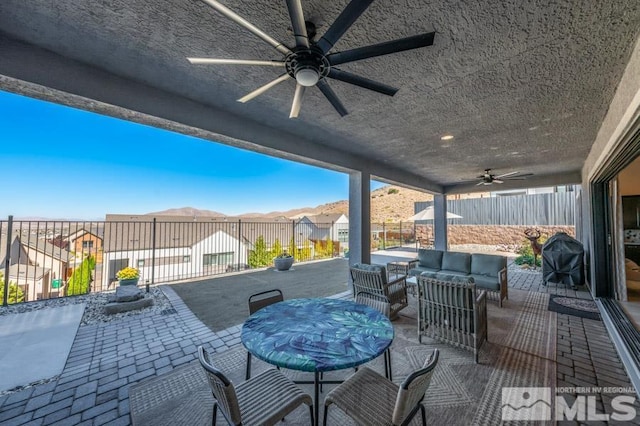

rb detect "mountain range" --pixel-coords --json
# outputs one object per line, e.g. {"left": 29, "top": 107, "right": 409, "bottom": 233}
{"left": 149, "top": 185, "right": 435, "bottom": 223}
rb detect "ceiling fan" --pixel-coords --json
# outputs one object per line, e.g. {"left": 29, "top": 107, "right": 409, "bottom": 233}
{"left": 475, "top": 169, "right": 533, "bottom": 186}
{"left": 187, "top": 0, "right": 435, "bottom": 118}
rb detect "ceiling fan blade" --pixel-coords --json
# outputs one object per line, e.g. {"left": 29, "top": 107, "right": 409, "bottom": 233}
{"left": 316, "top": 80, "right": 348, "bottom": 117}
{"left": 198, "top": 0, "right": 291, "bottom": 55}
{"left": 504, "top": 177, "right": 528, "bottom": 180}
{"left": 493, "top": 179, "right": 504, "bottom": 184}
{"left": 327, "top": 32, "right": 435, "bottom": 66}
{"left": 238, "top": 74, "right": 290, "bottom": 103}
{"left": 476, "top": 181, "right": 485, "bottom": 186}
{"left": 328, "top": 69, "right": 398, "bottom": 96}
{"left": 289, "top": 84, "right": 305, "bottom": 118}
{"left": 285, "top": 0, "right": 309, "bottom": 48}
{"left": 188, "top": 58, "right": 285, "bottom": 67}
{"left": 316, "top": 0, "right": 374, "bottom": 54}
{"left": 494, "top": 171, "right": 519, "bottom": 179}
{"left": 506, "top": 173, "right": 534, "bottom": 179}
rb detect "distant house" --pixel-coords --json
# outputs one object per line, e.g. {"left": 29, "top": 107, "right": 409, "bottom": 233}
{"left": 296, "top": 214, "right": 349, "bottom": 243}
{"left": 0, "top": 234, "right": 73, "bottom": 301}
{"left": 237, "top": 216, "right": 297, "bottom": 251}
{"left": 102, "top": 218, "right": 249, "bottom": 286}
{"left": 64, "top": 228, "right": 103, "bottom": 262}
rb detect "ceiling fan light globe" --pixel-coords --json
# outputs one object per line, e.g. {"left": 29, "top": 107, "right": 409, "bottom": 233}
{"left": 295, "top": 68, "right": 319, "bottom": 86}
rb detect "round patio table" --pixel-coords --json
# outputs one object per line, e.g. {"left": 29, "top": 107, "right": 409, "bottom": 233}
{"left": 241, "top": 297, "right": 393, "bottom": 425}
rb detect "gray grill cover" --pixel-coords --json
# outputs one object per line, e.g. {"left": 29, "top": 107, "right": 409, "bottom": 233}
{"left": 542, "top": 232, "right": 584, "bottom": 285}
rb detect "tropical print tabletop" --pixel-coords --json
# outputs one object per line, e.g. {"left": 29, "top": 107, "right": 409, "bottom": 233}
{"left": 241, "top": 298, "right": 393, "bottom": 372}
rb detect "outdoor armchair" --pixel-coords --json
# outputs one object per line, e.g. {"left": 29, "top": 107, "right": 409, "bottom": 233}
{"left": 350, "top": 263, "right": 408, "bottom": 319}
{"left": 323, "top": 349, "right": 439, "bottom": 426}
{"left": 246, "top": 289, "right": 283, "bottom": 379}
{"left": 417, "top": 275, "right": 487, "bottom": 363}
{"left": 198, "top": 346, "right": 313, "bottom": 426}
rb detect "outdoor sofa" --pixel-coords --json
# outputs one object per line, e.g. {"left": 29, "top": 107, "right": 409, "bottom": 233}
{"left": 409, "top": 249, "right": 508, "bottom": 307}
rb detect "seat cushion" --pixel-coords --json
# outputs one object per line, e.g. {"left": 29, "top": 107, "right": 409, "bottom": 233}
{"left": 441, "top": 252, "right": 471, "bottom": 274}
{"left": 409, "top": 266, "right": 440, "bottom": 276}
{"left": 626, "top": 258, "right": 640, "bottom": 282}
{"left": 469, "top": 274, "right": 500, "bottom": 291}
{"left": 471, "top": 253, "right": 506, "bottom": 278}
{"left": 436, "top": 270, "right": 469, "bottom": 279}
{"left": 417, "top": 249, "right": 444, "bottom": 270}
{"left": 352, "top": 263, "right": 388, "bottom": 284}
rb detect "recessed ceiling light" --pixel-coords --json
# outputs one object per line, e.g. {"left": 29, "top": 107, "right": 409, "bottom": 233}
{"left": 440, "top": 134, "right": 454, "bottom": 141}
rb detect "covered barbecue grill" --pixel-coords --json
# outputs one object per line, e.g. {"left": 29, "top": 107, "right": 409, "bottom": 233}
{"left": 542, "top": 232, "right": 584, "bottom": 286}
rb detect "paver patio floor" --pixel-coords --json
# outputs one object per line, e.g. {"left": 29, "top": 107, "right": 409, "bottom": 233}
{"left": 0, "top": 254, "right": 638, "bottom": 425}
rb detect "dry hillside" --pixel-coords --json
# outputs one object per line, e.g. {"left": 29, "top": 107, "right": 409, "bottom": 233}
{"left": 149, "top": 185, "right": 493, "bottom": 222}
{"left": 240, "top": 185, "right": 434, "bottom": 222}
{"left": 151, "top": 185, "right": 434, "bottom": 222}
{"left": 318, "top": 186, "right": 434, "bottom": 223}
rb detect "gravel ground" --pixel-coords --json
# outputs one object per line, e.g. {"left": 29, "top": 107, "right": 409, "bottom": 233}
{"left": 0, "top": 285, "right": 173, "bottom": 326}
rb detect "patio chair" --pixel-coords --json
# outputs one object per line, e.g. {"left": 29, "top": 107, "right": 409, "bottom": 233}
{"left": 350, "top": 263, "right": 408, "bottom": 320}
{"left": 246, "top": 289, "right": 283, "bottom": 379}
{"left": 355, "top": 291, "right": 393, "bottom": 380}
{"left": 198, "top": 346, "right": 313, "bottom": 426}
{"left": 417, "top": 275, "right": 487, "bottom": 363}
{"left": 323, "top": 349, "right": 439, "bottom": 426}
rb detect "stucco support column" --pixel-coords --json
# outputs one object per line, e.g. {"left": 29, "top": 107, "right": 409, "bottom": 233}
{"left": 433, "top": 194, "right": 448, "bottom": 250}
{"left": 349, "top": 171, "right": 371, "bottom": 271}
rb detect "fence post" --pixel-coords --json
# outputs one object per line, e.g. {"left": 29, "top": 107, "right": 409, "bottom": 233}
{"left": 150, "top": 218, "right": 156, "bottom": 293}
{"left": 3, "top": 215, "right": 12, "bottom": 306}
{"left": 382, "top": 222, "right": 386, "bottom": 249}
{"left": 238, "top": 220, "right": 242, "bottom": 270}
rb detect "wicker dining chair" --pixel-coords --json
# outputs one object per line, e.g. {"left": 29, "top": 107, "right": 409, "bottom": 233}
{"left": 323, "top": 349, "right": 439, "bottom": 426}
{"left": 198, "top": 346, "right": 313, "bottom": 426}
{"left": 246, "top": 289, "right": 283, "bottom": 379}
{"left": 355, "top": 291, "right": 393, "bottom": 380}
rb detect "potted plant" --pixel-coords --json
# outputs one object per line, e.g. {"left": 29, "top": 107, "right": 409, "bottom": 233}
{"left": 273, "top": 252, "right": 294, "bottom": 271}
{"left": 116, "top": 266, "right": 140, "bottom": 286}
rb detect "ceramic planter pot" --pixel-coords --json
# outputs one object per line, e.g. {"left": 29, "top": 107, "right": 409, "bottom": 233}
{"left": 119, "top": 278, "right": 139, "bottom": 286}
{"left": 273, "top": 256, "right": 294, "bottom": 271}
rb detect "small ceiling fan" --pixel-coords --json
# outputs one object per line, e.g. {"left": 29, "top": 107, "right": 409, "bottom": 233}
{"left": 475, "top": 169, "right": 533, "bottom": 186}
{"left": 187, "top": 0, "right": 435, "bottom": 118}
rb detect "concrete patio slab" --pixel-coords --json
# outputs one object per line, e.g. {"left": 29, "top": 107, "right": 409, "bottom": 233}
{"left": 0, "top": 304, "right": 85, "bottom": 392}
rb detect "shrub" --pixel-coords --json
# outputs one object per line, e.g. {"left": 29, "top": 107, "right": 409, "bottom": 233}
{"left": 388, "top": 188, "right": 399, "bottom": 194}
{"left": 248, "top": 236, "right": 271, "bottom": 268}
{"left": 287, "top": 237, "right": 297, "bottom": 260}
{"left": 66, "top": 255, "right": 96, "bottom": 296}
{"left": 514, "top": 236, "right": 547, "bottom": 267}
{"left": 0, "top": 274, "right": 25, "bottom": 304}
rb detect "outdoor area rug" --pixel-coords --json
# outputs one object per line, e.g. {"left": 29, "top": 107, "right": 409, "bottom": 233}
{"left": 129, "top": 289, "right": 556, "bottom": 425}
{"left": 548, "top": 295, "right": 600, "bottom": 321}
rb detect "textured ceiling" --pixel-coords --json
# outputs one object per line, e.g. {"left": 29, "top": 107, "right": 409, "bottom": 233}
{"left": 0, "top": 0, "right": 639, "bottom": 193}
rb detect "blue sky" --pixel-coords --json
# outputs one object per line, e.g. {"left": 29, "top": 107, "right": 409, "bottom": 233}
{"left": 1, "top": 90, "right": 384, "bottom": 220}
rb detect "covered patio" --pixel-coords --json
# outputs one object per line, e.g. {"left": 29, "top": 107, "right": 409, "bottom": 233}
{"left": 2, "top": 0, "right": 640, "bottom": 423}
{"left": 0, "top": 255, "right": 636, "bottom": 425}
